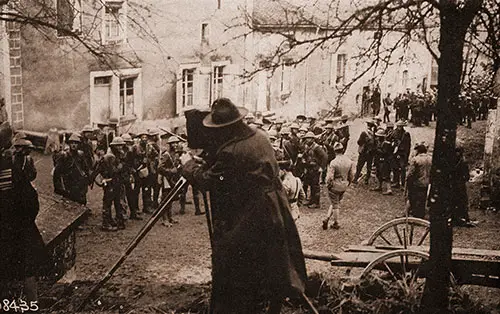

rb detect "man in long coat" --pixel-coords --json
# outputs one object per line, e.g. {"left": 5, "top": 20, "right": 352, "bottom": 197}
{"left": 183, "top": 98, "right": 307, "bottom": 314}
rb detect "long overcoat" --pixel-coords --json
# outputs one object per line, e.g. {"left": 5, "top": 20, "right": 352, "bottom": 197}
{"left": 184, "top": 125, "right": 307, "bottom": 310}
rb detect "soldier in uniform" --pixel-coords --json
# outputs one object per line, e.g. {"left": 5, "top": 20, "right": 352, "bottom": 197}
{"left": 302, "top": 131, "right": 327, "bottom": 208}
{"left": 157, "top": 136, "right": 182, "bottom": 227}
{"left": 1, "top": 123, "right": 48, "bottom": 302}
{"left": 80, "top": 125, "right": 95, "bottom": 170}
{"left": 147, "top": 128, "right": 161, "bottom": 212}
{"left": 391, "top": 120, "right": 412, "bottom": 188}
{"left": 406, "top": 142, "right": 432, "bottom": 218}
{"left": 322, "top": 142, "right": 354, "bottom": 230}
{"left": 353, "top": 120, "right": 376, "bottom": 185}
{"left": 122, "top": 133, "right": 142, "bottom": 220}
{"left": 53, "top": 133, "right": 90, "bottom": 205}
{"left": 133, "top": 130, "right": 151, "bottom": 213}
{"left": 372, "top": 129, "right": 393, "bottom": 195}
{"left": 94, "top": 137, "right": 128, "bottom": 231}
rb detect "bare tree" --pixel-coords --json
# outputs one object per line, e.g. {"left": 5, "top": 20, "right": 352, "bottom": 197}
{"left": 233, "top": 0, "right": 495, "bottom": 311}
{"left": 0, "top": 0, "right": 163, "bottom": 70}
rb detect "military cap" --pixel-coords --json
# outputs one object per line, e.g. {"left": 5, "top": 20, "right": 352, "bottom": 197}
{"left": 303, "top": 131, "right": 316, "bottom": 139}
{"left": 333, "top": 142, "right": 344, "bottom": 152}
{"left": 81, "top": 125, "right": 93, "bottom": 133}
{"left": 109, "top": 136, "right": 126, "bottom": 146}
{"left": 121, "top": 133, "right": 133, "bottom": 143}
{"left": 68, "top": 133, "right": 81, "bottom": 143}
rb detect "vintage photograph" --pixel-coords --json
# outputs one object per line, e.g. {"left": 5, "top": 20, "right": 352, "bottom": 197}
{"left": 0, "top": 0, "right": 499, "bottom": 313}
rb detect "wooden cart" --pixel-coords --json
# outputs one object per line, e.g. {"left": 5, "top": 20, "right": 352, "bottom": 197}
{"left": 304, "top": 217, "right": 500, "bottom": 289}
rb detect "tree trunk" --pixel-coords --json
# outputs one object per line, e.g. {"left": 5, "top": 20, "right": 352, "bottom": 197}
{"left": 421, "top": 1, "right": 482, "bottom": 311}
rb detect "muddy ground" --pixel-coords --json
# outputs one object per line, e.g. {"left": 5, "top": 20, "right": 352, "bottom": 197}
{"left": 30, "top": 119, "right": 499, "bottom": 313}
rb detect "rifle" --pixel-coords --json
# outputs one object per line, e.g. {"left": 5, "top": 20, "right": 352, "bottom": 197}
{"left": 76, "top": 177, "right": 189, "bottom": 311}
{"left": 158, "top": 126, "right": 187, "bottom": 143}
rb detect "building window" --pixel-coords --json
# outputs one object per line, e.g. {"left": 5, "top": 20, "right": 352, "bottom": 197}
{"left": 94, "top": 76, "right": 112, "bottom": 85}
{"left": 103, "top": 1, "right": 125, "bottom": 43}
{"left": 182, "top": 69, "right": 194, "bottom": 107}
{"left": 336, "top": 54, "right": 347, "bottom": 85}
{"left": 57, "top": 0, "right": 82, "bottom": 36}
{"left": 201, "top": 23, "right": 209, "bottom": 44}
{"left": 430, "top": 58, "right": 438, "bottom": 87}
{"left": 120, "top": 77, "right": 135, "bottom": 117}
{"left": 212, "top": 65, "right": 224, "bottom": 100}
{"left": 217, "top": 0, "right": 221, "bottom": 9}
{"left": 402, "top": 70, "right": 409, "bottom": 89}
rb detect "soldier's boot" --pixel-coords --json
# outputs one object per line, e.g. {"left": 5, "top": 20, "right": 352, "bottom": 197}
{"left": 193, "top": 194, "right": 203, "bottom": 215}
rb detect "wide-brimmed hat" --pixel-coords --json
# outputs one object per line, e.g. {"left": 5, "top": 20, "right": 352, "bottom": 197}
{"left": 333, "top": 142, "right": 344, "bottom": 152}
{"left": 67, "top": 133, "right": 81, "bottom": 143}
{"left": 375, "top": 129, "right": 386, "bottom": 137}
{"left": 303, "top": 131, "right": 316, "bottom": 139}
{"left": 203, "top": 98, "right": 248, "bottom": 128}
{"left": 110, "top": 136, "right": 126, "bottom": 146}
{"left": 136, "top": 130, "right": 149, "bottom": 137}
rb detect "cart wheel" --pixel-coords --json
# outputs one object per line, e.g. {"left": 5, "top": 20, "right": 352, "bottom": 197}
{"left": 360, "top": 249, "right": 430, "bottom": 295}
{"left": 365, "top": 218, "right": 430, "bottom": 247}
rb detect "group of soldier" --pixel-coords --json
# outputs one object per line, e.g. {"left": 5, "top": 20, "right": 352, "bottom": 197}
{"left": 51, "top": 124, "right": 205, "bottom": 231}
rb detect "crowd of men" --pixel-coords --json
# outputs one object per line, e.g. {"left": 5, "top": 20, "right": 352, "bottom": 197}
{"left": 45, "top": 94, "right": 480, "bottom": 231}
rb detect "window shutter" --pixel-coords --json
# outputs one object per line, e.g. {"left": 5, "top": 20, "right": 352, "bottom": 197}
{"left": 222, "top": 64, "right": 241, "bottom": 104}
{"left": 176, "top": 68, "right": 183, "bottom": 115}
{"left": 195, "top": 67, "right": 211, "bottom": 108}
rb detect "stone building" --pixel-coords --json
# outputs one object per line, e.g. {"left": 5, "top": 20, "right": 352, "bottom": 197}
{"left": 0, "top": 0, "right": 437, "bottom": 132}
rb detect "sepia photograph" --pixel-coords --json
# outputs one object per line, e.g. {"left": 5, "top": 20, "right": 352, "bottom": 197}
{"left": 0, "top": 0, "right": 499, "bottom": 313}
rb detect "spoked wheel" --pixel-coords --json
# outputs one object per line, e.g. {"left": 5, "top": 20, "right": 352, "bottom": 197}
{"left": 360, "top": 249, "right": 430, "bottom": 296}
{"left": 365, "top": 218, "right": 430, "bottom": 248}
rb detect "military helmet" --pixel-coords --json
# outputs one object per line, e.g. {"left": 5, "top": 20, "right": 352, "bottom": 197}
{"left": 395, "top": 120, "right": 407, "bottom": 127}
{"left": 303, "top": 131, "right": 316, "bottom": 139}
{"left": 136, "top": 130, "right": 149, "bottom": 137}
{"left": 110, "top": 136, "right": 126, "bottom": 146}
{"left": 121, "top": 133, "right": 133, "bottom": 143}
{"left": 299, "top": 126, "right": 308, "bottom": 133}
{"left": 375, "top": 129, "right": 386, "bottom": 137}
{"left": 148, "top": 128, "right": 160, "bottom": 136}
{"left": 280, "top": 127, "right": 291, "bottom": 135}
{"left": 81, "top": 125, "right": 93, "bottom": 133}
{"left": 167, "top": 136, "right": 180, "bottom": 144}
{"left": 67, "top": 133, "right": 81, "bottom": 143}
{"left": 13, "top": 138, "right": 32, "bottom": 147}
{"left": 289, "top": 122, "right": 300, "bottom": 130}
{"left": 252, "top": 119, "right": 264, "bottom": 126}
